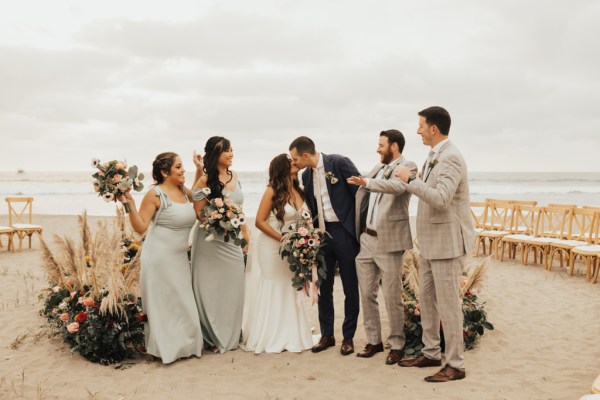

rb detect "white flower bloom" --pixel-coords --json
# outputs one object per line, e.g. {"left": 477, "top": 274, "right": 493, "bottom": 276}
{"left": 205, "top": 233, "right": 215, "bottom": 242}
{"left": 201, "top": 187, "right": 212, "bottom": 196}
{"left": 301, "top": 210, "right": 311, "bottom": 219}
{"left": 331, "top": 177, "right": 339, "bottom": 184}
{"left": 102, "top": 192, "right": 115, "bottom": 202}
{"left": 230, "top": 218, "right": 240, "bottom": 228}
{"left": 58, "top": 302, "right": 67, "bottom": 310}
{"left": 237, "top": 215, "right": 246, "bottom": 225}
{"left": 52, "top": 286, "right": 60, "bottom": 293}
{"left": 91, "top": 158, "right": 101, "bottom": 167}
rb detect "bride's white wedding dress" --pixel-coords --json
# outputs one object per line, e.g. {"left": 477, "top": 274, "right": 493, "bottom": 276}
{"left": 242, "top": 204, "right": 314, "bottom": 353}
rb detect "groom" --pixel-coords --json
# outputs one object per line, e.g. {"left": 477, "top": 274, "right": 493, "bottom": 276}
{"left": 289, "top": 136, "right": 361, "bottom": 356}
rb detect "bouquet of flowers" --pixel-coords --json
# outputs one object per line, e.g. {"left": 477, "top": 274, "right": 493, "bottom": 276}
{"left": 92, "top": 158, "right": 144, "bottom": 213}
{"left": 279, "top": 208, "right": 327, "bottom": 304}
{"left": 198, "top": 188, "right": 248, "bottom": 248}
{"left": 40, "top": 211, "right": 146, "bottom": 365}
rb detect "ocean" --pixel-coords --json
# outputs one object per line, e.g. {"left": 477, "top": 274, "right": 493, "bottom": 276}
{"left": 0, "top": 171, "right": 599, "bottom": 218}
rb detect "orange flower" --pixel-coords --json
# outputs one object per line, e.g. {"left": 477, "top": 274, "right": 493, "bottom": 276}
{"left": 113, "top": 174, "right": 122, "bottom": 182}
{"left": 59, "top": 313, "right": 69, "bottom": 322}
{"left": 83, "top": 298, "right": 95, "bottom": 307}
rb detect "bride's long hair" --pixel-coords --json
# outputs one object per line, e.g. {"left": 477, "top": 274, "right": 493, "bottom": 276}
{"left": 203, "top": 136, "right": 233, "bottom": 200}
{"left": 269, "top": 154, "right": 304, "bottom": 229}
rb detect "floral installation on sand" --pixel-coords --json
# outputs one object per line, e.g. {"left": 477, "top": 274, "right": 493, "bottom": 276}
{"left": 198, "top": 187, "right": 247, "bottom": 248}
{"left": 402, "top": 242, "right": 494, "bottom": 356}
{"left": 39, "top": 209, "right": 146, "bottom": 365}
{"left": 279, "top": 208, "right": 327, "bottom": 304}
{"left": 92, "top": 158, "right": 144, "bottom": 213}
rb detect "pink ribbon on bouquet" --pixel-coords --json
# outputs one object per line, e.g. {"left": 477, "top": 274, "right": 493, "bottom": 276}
{"left": 295, "top": 263, "right": 320, "bottom": 307}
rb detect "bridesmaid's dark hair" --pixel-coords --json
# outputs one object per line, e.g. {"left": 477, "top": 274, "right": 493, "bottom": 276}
{"left": 269, "top": 154, "right": 304, "bottom": 229}
{"left": 152, "top": 152, "right": 178, "bottom": 184}
{"left": 203, "top": 136, "right": 233, "bottom": 200}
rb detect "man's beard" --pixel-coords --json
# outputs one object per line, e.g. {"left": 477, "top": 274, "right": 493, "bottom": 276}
{"left": 381, "top": 150, "right": 393, "bottom": 164}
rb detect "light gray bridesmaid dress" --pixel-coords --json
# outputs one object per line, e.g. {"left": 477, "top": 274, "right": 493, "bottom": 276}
{"left": 140, "top": 186, "right": 203, "bottom": 363}
{"left": 191, "top": 180, "right": 245, "bottom": 353}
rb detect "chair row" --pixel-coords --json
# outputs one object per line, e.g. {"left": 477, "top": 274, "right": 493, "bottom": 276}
{"left": 471, "top": 199, "right": 600, "bottom": 283}
{"left": 0, "top": 197, "right": 44, "bottom": 252}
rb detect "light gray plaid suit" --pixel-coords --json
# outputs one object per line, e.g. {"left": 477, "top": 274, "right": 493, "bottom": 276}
{"left": 354, "top": 156, "right": 418, "bottom": 349}
{"left": 406, "top": 140, "right": 475, "bottom": 370}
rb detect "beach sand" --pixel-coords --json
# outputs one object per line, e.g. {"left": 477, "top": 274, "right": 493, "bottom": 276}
{"left": 0, "top": 215, "right": 599, "bottom": 400}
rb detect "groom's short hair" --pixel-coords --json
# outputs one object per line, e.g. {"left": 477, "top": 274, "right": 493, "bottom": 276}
{"left": 289, "top": 136, "right": 316, "bottom": 155}
{"left": 418, "top": 106, "right": 451, "bottom": 136}
{"left": 380, "top": 130, "right": 405, "bottom": 153}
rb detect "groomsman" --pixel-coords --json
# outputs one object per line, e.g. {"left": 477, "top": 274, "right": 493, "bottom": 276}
{"left": 289, "top": 136, "right": 360, "bottom": 356}
{"left": 347, "top": 130, "right": 417, "bottom": 365}
{"left": 395, "top": 106, "right": 475, "bottom": 382}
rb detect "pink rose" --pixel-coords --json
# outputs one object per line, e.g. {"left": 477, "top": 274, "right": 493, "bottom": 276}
{"left": 298, "top": 227, "right": 309, "bottom": 236}
{"left": 83, "top": 298, "right": 95, "bottom": 307}
{"left": 66, "top": 322, "right": 79, "bottom": 333}
{"left": 113, "top": 174, "right": 122, "bottom": 182}
{"left": 70, "top": 291, "right": 76, "bottom": 300}
{"left": 226, "top": 211, "right": 232, "bottom": 218}
{"left": 214, "top": 198, "right": 224, "bottom": 208}
{"left": 225, "top": 198, "right": 234, "bottom": 206}
{"left": 116, "top": 163, "right": 124, "bottom": 169}
{"left": 414, "top": 303, "right": 421, "bottom": 316}
{"left": 66, "top": 279, "right": 74, "bottom": 287}
{"left": 59, "top": 313, "right": 69, "bottom": 322}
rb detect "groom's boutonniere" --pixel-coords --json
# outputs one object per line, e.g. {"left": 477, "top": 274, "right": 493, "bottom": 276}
{"left": 325, "top": 171, "right": 338, "bottom": 184}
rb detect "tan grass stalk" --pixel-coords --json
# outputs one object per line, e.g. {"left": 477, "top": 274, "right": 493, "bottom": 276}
{"left": 461, "top": 256, "right": 490, "bottom": 297}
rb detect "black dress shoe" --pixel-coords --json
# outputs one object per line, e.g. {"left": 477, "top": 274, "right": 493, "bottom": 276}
{"left": 340, "top": 338, "right": 354, "bottom": 356}
{"left": 356, "top": 343, "right": 384, "bottom": 358}
{"left": 385, "top": 349, "right": 405, "bottom": 365}
{"left": 398, "top": 354, "right": 442, "bottom": 368}
{"left": 312, "top": 336, "right": 335, "bottom": 353}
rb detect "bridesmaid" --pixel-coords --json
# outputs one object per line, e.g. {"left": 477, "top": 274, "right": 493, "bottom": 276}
{"left": 118, "top": 152, "right": 204, "bottom": 364}
{"left": 191, "top": 136, "right": 249, "bottom": 353}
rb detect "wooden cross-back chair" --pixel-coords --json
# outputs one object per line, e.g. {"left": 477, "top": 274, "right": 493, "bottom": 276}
{"left": 0, "top": 216, "right": 15, "bottom": 252}
{"left": 548, "top": 208, "right": 597, "bottom": 272}
{"left": 521, "top": 206, "right": 571, "bottom": 268}
{"left": 474, "top": 199, "right": 513, "bottom": 258}
{"left": 499, "top": 205, "right": 538, "bottom": 262}
{"left": 5, "top": 197, "right": 43, "bottom": 251}
{"left": 568, "top": 211, "right": 600, "bottom": 283}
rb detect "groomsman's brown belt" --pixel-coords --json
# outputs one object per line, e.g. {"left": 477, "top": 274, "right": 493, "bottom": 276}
{"left": 363, "top": 228, "right": 378, "bottom": 237}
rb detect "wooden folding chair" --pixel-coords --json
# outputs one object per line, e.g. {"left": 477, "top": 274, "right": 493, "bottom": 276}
{"left": 510, "top": 200, "right": 538, "bottom": 206}
{"left": 499, "top": 205, "right": 538, "bottom": 262}
{"left": 548, "top": 208, "right": 597, "bottom": 272}
{"left": 521, "top": 206, "right": 570, "bottom": 268}
{"left": 569, "top": 211, "right": 600, "bottom": 282}
{"left": 5, "top": 197, "right": 44, "bottom": 251}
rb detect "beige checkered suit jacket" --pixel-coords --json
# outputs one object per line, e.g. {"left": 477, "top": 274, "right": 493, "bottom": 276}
{"left": 354, "top": 155, "right": 418, "bottom": 253}
{"left": 407, "top": 140, "right": 475, "bottom": 260}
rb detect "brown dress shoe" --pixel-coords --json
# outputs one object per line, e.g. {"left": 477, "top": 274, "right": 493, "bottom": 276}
{"left": 356, "top": 343, "right": 384, "bottom": 358}
{"left": 424, "top": 364, "right": 466, "bottom": 382}
{"left": 340, "top": 338, "right": 354, "bottom": 356}
{"left": 397, "top": 354, "right": 442, "bottom": 368}
{"left": 311, "top": 336, "right": 335, "bottom": 353}
{"left": 385, "top": 349, "right": 405, "bottom": 365}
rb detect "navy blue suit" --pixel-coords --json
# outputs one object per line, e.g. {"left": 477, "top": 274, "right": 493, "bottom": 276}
{"left": 301, "top": 153, "right": 360, "bottom": 339}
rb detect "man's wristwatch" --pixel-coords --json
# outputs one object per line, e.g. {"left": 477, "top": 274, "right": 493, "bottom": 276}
{"left": 407, "top": 174, "right": 416, "bottom": 184}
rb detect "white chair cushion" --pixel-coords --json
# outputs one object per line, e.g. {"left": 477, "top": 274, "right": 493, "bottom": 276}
{"left": 479, "top": 230, "right": 509, "bottom": 237}
{"left": 12, "top": 223, "right": 42, "bottom": 229}
{"left": 502, "top": 234, "right": 533, "bottom": 241}
{"left": 0, "top": 226, "right": 14, "bottom": 231}
{"left": 524, "top": 237, "right": 558, "bottom": 244}
{"left": 572, "top": 245, "right": 600, "bottom": 253}
{"left": 552, "top": 239, "right": 588, "bottom": 247}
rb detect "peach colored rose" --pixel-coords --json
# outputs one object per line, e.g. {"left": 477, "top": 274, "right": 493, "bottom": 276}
{"left": 59, "top": 313, "right": 69, "bottom": 322}
{"left": 66, "top": 279, "right": 74, "bottom": 287}
{"left": 298, "top": 227, "right": 309, "bottom": 236}
{"left": 214, "top": 198, "right": 224, "bottom": 208}
{"left": 113, "top": 174, "right": 122, "bottom": 182}
{"left": 66, "top": 322, "right": 79, "bottom": 333}
{"left": 116, "top": 163, "right": 124, "bottom": 169}
{"left": 414, "top": 303, "right": 421, "bottom": 316}
{"left": 83, "top": 298, "right": 95, "bottom": 307}
{"left": 70, "top": 291, "right": 76, "bottom": 300}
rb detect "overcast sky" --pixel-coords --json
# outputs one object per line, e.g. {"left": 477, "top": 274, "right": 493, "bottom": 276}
{"left": 1, "top": 0, "right": 598, "bottom": 173}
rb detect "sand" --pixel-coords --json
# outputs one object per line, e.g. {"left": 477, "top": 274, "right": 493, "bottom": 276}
{"left": 0, "top": 214, "right": 599, "bottom": 400}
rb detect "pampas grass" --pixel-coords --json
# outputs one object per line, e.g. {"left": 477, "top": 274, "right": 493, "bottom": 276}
{"left": 39, "top": 210, "right": 142, "bottom": 316}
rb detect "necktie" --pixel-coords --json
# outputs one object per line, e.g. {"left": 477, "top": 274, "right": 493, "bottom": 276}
{"left": 313, "top": 168, "right": 326, "bottom": 229}
{"left": 424, "top": 150, "right": 435, "bottom": 181}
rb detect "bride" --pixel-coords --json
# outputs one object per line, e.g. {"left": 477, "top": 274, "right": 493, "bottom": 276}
{"left": 242, "top": 153, "right": 314, "bottom": 353}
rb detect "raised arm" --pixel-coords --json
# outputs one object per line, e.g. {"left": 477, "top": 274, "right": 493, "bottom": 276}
{"left": 407, "top": 154, "right": 462, "bottom": 210}
{"left": 192, "top": 175, "right": 209, "bottom": 220}
{"left": 366, "top": 161, "right": 418, "bottom": 194}
{"left": 119, "top": 189, "right": 160, "bottom": 234}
